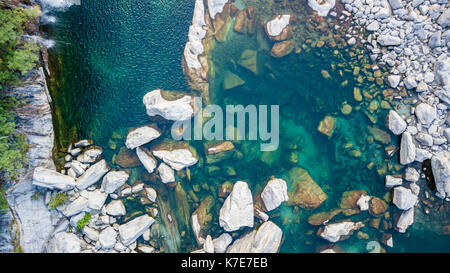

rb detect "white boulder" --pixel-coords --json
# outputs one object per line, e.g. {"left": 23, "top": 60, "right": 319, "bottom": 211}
{"left": 118, "top": 215, "right": 155, "bottom": 246}
{"left": 393, "top": 186, "right": 417, "bottom": 210}
{"left": 219, "top": 181, "right": 254, "bottom": 232}
{"left": 32, "top": 167, "right": 76, "bottom": 191}
{"left": 431, "top": 153, "right": 450, "bottom": 199}
{"left": 400, "top": 132, "right": 416, "bottom": 165}
{"left": 153, "top": 148, "right": 198, "bottom": 171}
{"left": 136, "top": 147, "right": 157, "bottom": 174}
{"left": 105, "top": 200, "right": 126, "bottom": 216}
{"left": 143, "top": 89, "right": 194, "bottom": 121}
{"left": 226, "top": 221, "right": 282, "bottom": 253}
{"left": 308, "top": 0, "right": 336, "bottom": 16}
{"left": 387, "top": 110, "right": 406, "bottom": 135}
{"left": 261, "top": 178, "right": 288, "bottom": 211}
{"left": 125, "top": 126, "right": 161, "bottom": 149}
{"left": 76, "top": 159, "right": 110, "bottom": 190}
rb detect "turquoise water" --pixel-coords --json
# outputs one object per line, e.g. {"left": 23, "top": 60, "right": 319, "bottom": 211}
{"left": 46, "top": 0, "right": 449, "bottom": 252}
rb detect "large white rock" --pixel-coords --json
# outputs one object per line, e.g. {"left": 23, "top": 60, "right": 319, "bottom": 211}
{"left": 105, "top": 200, "right": 126, "bottom": 216}
{"left": 45, "top": 232, "right": 81, "bottom": 253}
{"left": 219, "top": 181, "right": 254, "bottom": 232}
{"left": 396, "top": 207, "right": 414, "bottom": 233}
{"left": 125, "top": 126, "right": 161, "bottom": 149}
{"left": 76, "top": 148, "right": 102, "bottom": 164}
{"left": 319, "top": 221, "right": 363, "bottom": 243}
{"left": 87, "top": 189, "right": 108, "bottom": 210}
{"left": 431, "top": 153, "right": 450, "bottom": 199}
{"left": 387, "top": 75, "right": 401, "bottom": 88}
{"left": 83, "top": 226, "right": 99, "bottom": 241}
{"left": 400, "top": 132, "right": 416, "bottom": 165}
{"left": 32, "top": 167, "right": 76, "bottom": 191}
{"left": 393, "top": 187, "right": 417, "bottom": 210}
{"left": 307, "top": 0, "right": 336, "bottom": 16}
{"left": 143, "top": 89, "right": 194, "bottom": 121}
{"left": 118, "top": 215, "right": 155, "bottom": 246}
{"left": 265, "top": 15, "right": 290, "bottom": 37}
{"left": 415, "top": 103, "right": 437, "bottom": 126}
{"left": 101, "top": 171, "right": 129, "bottom": 194}
{"left": 385, "top": 175, "right": 403, "bottom": 188}
{"left": 145, "top": 187, "right": 157, "bottom": 202}
{"left": 387, "top": 110, "right": 406, "bottom": 135}
{"left": 99, "top": 226, "right": 117, "bottom": 250}
{"left": 226, "top": 221, "right": 282, "bottom": 253}
{"left": 184, "top": 0, "right": 207, "bottom": 70}
{"left": 435, "top": 54, "right": 450, "bottom": 86}
{"left": 158, "top": 163, "right": 175, "bottom": 183}
{"left": 76, "top": 159, "right": 110, "bottom": 190}
{"left": 63, "top": 196, "right": 89, "bottom": 217}
{"left": 153, "top": 149, "right": 198, "bottom": 171}
{"left": 212, "top": 233, "right": 233, "bottom": 253}
{"left": 261, "top": 178, "right": 288, "bottom": 211}
{"left": 207, "top": 0, "right": 228, "bottom": 19}
{"left": 136, "top": 147, "right": 157, "bottom": 174}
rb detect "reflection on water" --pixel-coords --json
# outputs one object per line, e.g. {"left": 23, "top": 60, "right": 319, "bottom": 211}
{"left": 46, "top": 0, "right": 450, "bottom": 252}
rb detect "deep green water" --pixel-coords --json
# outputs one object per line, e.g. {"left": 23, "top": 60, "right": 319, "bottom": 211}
{"left": 45, "top": 0, "right": 449, "bottom": 252}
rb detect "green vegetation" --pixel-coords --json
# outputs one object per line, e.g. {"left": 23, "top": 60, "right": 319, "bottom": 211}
{"left": 0, "top": 188, "right": 8, "bottom": 214}
{"left": 47, "top": 192, "right": 69, "bottom": 209}
{"left": 76, "top": 213, "right": 91, "bottom": 230}
{"left": 0, "top": 6, "right": 40, "bottom": 87}
{"left": 0, "top": 5, "right": 40, "bottom": 213}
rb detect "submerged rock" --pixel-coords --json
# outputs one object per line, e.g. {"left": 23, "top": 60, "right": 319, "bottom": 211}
{"left": 226, "top": 221, "right": 282, "bottom": 253}
{"left": 192, "top": 195, "right": 215, "bottom": 245}
{"left": 219, "top": 181, "right": 254, "bottom": 232}
{"left": 32, "top": 167, "right": 76, "bottom": 191}
{"left": 339, "top": 190, "right": 367, "bottom": 215}
{"left": 318, "top": 115, "right": 336, "bottom": 137}
{"left": 369, "top": 197, "right": 388, "bottom": 217}
{"left": 143, "top": 89, "right": 194, "bottom": 121}
{"left": 118, "top": 215, "right": 155, "bottom": 246}
{"left": 223, "top": 71, "right": 245, "bottom": 90}
{"left": 101, "top": 171, "right": 129, "bottom": 194}
{"left": 286, "top": 167, "right": 327, "bottom": 209}
{"left": 307, "top": 209, "right": 342, "bottom": 226}
{"left": 318, "top": 221, "right": 364, "bottom": 243}
{"left": 431, "top": 152, "right": 450, "bottom": 199}
{"left": 271, "top": 40, "right": 295, "bottom": 58}
{"left": 261, "top": 178, "right": 288, "bottom": 211}
{"left": 76, "top": 159, "right": 110, "bottom": 190}
{"left": 125, "top": 125, "right": 161, "bottom": 149}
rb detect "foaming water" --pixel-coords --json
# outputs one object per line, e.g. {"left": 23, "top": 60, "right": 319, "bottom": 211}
{"left": 40, "top": 0, "right": 79, "bottom": 10}
{"left": 23, "top": 34, "right": 56, "bottom": 48}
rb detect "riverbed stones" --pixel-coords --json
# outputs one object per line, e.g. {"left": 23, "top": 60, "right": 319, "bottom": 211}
{"left": 118, "top": 215, "right": 155, "bottom": 246}
{"left": 45, "top": 232, "right": 81, "bottom": 253}
{"left": 219, "top": 181, "right": 254, "bottom": 232}
{"left": 265, "top": 15, "right": 292, "bottom": 41}
{"left": 226, "top": 221, "right": 282, "bottom": 253}
{"left": 76, "top": 159, "right": 110, "bottom": 190}
{"left": 157, "top": 163, "right": 175, "bottom": 183}
{"left": 415, "top": 103, "right": 437, "bottom": 126}
{"left": 212, "top": 233, "right": 233, "bottom": 253}
{"left": 393, "top": 187, "right": 418, "bottom": 210}
{"left": 318, "top": 115, "right": 336, "bottom": 137}
{"left": 400, "top": 132, "right": 416, "bottom": 165}
{"left": 125, "top": 125, "right": 161, "bottom": 149}
{"left": 153, "top": 148, "right": 198, "bottom": 171}
{"left": 63, "top": 196, "right": 89, "bottom": 217}
{"left": 32, "top": 167, "right": 76, "bottom": 191}
{"left": 431, "top": 152, "right": 450, "bottom": 199}
{"left": 261, "top": 178, "right": 288, "bottom": 212}
{"left": 369, "top": 197, "right": 388, "bottom": 217}
{"left": 136, "top": 147, "right": 157, "bottom": 174}
{"left": 143, "top": 89, "right": 194, "bottom": 121}
{"left": 396, "top": 208, "right": 414, "bottom": 233}
{"left": 271, "top": 40, "right": 295, "bottom": 58}
{"left": 387, "top": 110, "right": 406, "bottom": 135}
{"left": 99, "top": 226, "right": 117, "bottom": 250}
{"left": 286, "top": 167, "right": 327, "bottom": 209}
{"left": 101, "top": 171, "right": 129, "bottom": 194}
{"left": 106, "top": 200, "right": 126, "bottom": 216}
{"left": 318, "top": 221, "right": 364, "bottom": 243}
{"left": 308, "top": 0, "right": 336, "bottom": 17}
{"left": 385, "top": 175, "right": 403, "bottom": 188}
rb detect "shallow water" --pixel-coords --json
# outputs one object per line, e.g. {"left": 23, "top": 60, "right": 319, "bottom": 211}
{"left": 46, "top": 0, "right": 450, "bottom": 252}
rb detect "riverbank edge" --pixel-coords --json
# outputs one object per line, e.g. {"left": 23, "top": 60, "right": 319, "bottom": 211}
{"left": 0, "top": 0, "right": 56, "bottom": 253}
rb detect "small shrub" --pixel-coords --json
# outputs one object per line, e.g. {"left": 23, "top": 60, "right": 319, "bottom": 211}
{"left": 0, "top": 188, "right": 9, "bottom": 214}
{"left": 76, "top": 213, "right": 91, "bottom": 230}
{"left": 47, "top": 192, "right": 68, "bottom": 209}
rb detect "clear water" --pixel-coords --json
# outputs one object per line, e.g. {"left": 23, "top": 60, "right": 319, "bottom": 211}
{"left": 45, "top": 0, "right": 450, "bottom": 252}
